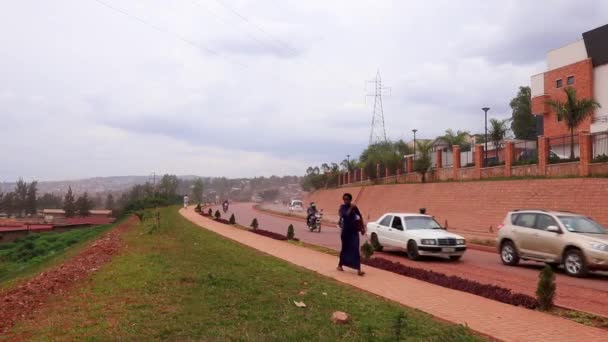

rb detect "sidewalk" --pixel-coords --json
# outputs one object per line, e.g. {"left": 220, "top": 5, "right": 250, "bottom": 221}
{"left": 180, "top": 208, "right": 608, "bottom": 342}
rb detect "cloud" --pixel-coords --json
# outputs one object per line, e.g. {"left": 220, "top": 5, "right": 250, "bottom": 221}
{"left": 1, "top": 0, "right": 607, "bottom": 182}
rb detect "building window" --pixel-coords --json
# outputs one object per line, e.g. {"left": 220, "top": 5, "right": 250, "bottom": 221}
{"left": 556, "top": 79, "right": 563, "bottom": 88}
{"left": 567, "top": 76, "right": 575, "bottom": 85}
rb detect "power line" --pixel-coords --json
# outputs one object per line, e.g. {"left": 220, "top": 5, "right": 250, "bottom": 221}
{"left": 190, "top": 0, "right": 293, "bottom": 58}
{"left": 91, "top": 0, "right": 248, "bottom": 69}
{"left": 212, "top": 0, "right": 335, "bottom": 75}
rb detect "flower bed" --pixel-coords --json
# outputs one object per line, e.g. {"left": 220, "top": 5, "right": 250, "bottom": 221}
{"left": 363, "top": 257, "right": 538, "bottom": 309}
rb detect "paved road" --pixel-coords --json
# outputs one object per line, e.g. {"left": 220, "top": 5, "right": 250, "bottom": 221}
{"left": 216, "top": 203, "right": 608, "bottom": 317}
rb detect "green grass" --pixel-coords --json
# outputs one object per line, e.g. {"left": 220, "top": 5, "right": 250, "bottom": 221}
{"left": 0, "top": 223, "right": 115, "bottom": 285}
{"left": 7, "top": 207, "right": 484, "bottom": 341}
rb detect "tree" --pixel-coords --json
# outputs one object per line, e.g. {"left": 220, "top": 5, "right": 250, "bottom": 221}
{"left": 413, "top": 140, "right": 434, "bottom": 183}
{"left": 38, "top": 193, "right": 62, "bottom": 209}
{"left": 488, "top": 118, "right": 510, "bottom": 161}
{"left": 76, "top": 192, "right": 94, "bottom": 217}
{"left": 191, "top": 178, "right": 204, "bottom": 203}
{"left": 340, "top": 159, "right": 357, "bottom": 172}
{"left": 14, "top": 178, "right": 28, "bottom": 217}
{"left": 536, "top": 265, "right": 556, "bottom": 311}
{"left": 0, "top": 192, "right": 16, "bottom": 217}
{"left": 510, "top": 86, "right": 536, "bottom": 140}
{"left": 159, "top": 174, "right": 180, "bottom": 201}
{"left": 105, "top": 193, "right": 115, "bottom": 210}
{"left": 359, "top": 141, "right": 402, "bottom": 180}
{"left": 440, "top": 129, "right": 470, "bottom": 151}
{"left": 63, "top": 186, "right": 76, "bottom": 218}
{"left": 25, "top": 181, "right": 38, "bottom": 215}
{"left": 546, "top": 87, "right": 601, "bottom": 159}
{"left": 393, "top": 139, "right": 412, "bottom": 157}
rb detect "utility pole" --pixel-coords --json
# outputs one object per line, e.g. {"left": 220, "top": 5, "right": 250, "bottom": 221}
{"left": 482, "top": 107, "right": 490, "bottom": 167}
{"left": 367, "top": 70, "right": 391, "bottom": 145}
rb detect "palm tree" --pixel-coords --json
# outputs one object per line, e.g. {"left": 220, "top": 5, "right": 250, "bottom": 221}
{"left": 340, "top": 159, "right": 357, "bottom": 172}
{"left": 414, "top": 140, "right": 434, "bottom": 183}
{"left": 488, "top": 118, "right": 510, "bottom": 161}
{"left": 441, "top": 129, "right": 470, "bottom": 151}
{"left": 546, "top": 87, "right": 601, "bottom": 159}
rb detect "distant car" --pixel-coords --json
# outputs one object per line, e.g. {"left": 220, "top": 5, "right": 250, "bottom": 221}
{"left": 517, "top": 149, "right": 538, "bottom": 161}
{"left": 497, "top": 210, "right": 608, "bottom": 277}
{"left": 366, "top": 213, "right": 467, "bottom": 261}
{"left": 289, "top": 200, "right": 304, "bottom": 212}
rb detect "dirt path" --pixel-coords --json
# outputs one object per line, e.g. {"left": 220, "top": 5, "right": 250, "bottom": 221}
{"left": 0, "top": 217, "right": 137, "bottom": 334}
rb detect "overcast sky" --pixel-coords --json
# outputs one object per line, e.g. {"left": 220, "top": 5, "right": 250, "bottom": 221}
{"left": 1, "top": 0, "right": 607, "bottom": 181}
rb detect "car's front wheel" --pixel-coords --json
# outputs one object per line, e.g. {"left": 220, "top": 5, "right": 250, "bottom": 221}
{"left": 370, "top": 233, "right": 383, "bottom": 252}
{"left": 500, "top": 241, "right": 520, "bottom": 266}
{"left": 564, "top": 249, "right": 588, "bottom": 277}
{"left": 449, "top": 256, "right": 462, "bottom": 262}
{"left": 407, "top": 240, "right": 421, "bottom": 261}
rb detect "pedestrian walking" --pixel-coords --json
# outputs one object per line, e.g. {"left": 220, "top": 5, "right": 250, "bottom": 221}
{"left": 337, "top": 193, "right": 365, "bottom": 276}
{"left": 183, "top": 195, "right": 189, "bottom": 209}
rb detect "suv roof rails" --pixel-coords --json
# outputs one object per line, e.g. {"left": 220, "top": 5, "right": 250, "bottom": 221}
{"left": 513, "top": 209, "right": 547, "bottom": 212}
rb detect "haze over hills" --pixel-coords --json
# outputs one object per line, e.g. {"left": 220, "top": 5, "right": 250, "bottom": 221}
{"left": 0, "top": 175, "right": 200, "bottom": 195}
{"left": 0, "top": 175, "right": 304, "bottom": 203}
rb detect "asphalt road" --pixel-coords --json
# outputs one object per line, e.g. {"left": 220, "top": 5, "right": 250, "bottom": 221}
{"left": 213, "top": 203, "right": 608, "bottom": 317}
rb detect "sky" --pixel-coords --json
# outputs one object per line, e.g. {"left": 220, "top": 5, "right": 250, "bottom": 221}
{"left": 1, "top": 0, "right": 607, "bottom": 182}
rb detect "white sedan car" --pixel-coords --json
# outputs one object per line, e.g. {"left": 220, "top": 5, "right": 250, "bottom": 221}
{"left": 366, "top": 213, "right": 467, "bottom": 261}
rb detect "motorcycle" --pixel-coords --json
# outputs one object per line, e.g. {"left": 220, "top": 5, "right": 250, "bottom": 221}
{"left": 308, "top": 211, "right": 322, "bottom": 232}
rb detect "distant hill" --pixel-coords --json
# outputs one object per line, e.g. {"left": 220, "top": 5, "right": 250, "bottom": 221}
{"left": 0, "top": 175, "right": 303, "bottom": 201}
{"left": 0, "top": 176, "right": 195, "bottom": 195}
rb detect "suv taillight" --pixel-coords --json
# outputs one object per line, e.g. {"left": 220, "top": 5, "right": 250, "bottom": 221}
{"left": 497, "top": 224, "right": 504, "bottom": 230}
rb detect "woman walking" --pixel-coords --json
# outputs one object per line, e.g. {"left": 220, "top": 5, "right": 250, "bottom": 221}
{"left": 337, "top": 193, "right": 365, "bottom": 276}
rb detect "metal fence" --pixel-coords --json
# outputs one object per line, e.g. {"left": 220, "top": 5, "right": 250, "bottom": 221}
{"left": 548, "top": 134, "right": 579, "bottom": 163}
{"left": 483, "top": 146, "right": 504, "bottom": 167}
{"left": 592, "top": 132, "right": 608, "bottom": 162}
{"left": 513, "top": 140, "right": 538, "bottom": 165}
{"left": 442, "top": 149, "right": 453, "bottom": 167}
{"left": 460, "top": 150, "right": 474, "bottom": 167}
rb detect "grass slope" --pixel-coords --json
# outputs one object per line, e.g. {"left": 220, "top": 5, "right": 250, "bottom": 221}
{"left": 8, "top": 207, "right": 483, "bottom": 341}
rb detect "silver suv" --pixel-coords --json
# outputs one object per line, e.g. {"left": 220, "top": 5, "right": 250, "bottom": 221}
{"left": 497, "top": 210, "right": 608, "bottom": 277}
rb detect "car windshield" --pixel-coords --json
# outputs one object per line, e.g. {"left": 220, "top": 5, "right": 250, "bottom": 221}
{"left": 405, "top": 217, "right": 442, "bottom": 230}
{"left": 558, "top": 216, "right": 607, "bottom": 234}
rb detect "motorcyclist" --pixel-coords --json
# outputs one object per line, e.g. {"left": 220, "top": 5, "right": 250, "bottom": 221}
{"left": 222, "top": 200, "right": 229, "bottom": 211}
{"left": 306, "top": 202, "right": 318, "bottom": 227}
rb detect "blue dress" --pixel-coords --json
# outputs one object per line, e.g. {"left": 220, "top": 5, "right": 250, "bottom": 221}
{"left": 338, "top": 204, "right": 362, "bottom": 270}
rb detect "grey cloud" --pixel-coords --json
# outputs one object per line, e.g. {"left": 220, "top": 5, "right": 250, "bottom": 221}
{"left": 210, "top": 37, "right": 302, "bottom": 58}
{"left": 460, "top": 1, "right": 608, "bottom": 65}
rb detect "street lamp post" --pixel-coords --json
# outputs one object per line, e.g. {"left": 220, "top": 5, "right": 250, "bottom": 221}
{"left": 482, "top": 107, "right": 490, "bottom": 166}
{"left": 346, "top": 154, "right": 351, "bottom": 181}
{"left": 412, "top": 129, "right": 418, "bottom": 159}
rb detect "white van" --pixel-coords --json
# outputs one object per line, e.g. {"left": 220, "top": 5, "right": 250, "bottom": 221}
{"left": 289, "top": 200, "right": 304, "bottom": 212}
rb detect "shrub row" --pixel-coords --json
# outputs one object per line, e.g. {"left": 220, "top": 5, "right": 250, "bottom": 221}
{"left": 362, "top": 257, "right": 538, "bottom": 309}
{"left": 197, "top": 209, "right": 291, "bottom": 241}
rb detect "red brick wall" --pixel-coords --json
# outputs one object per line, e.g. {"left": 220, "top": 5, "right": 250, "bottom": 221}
{"left": 311, "top": 178, "right": 608, "bottom": 235}
{"left": 546, "top": 162, "right": 579, "bottom": 177}
{"left": 542, "top": 59, "right": 594, "bottom": 137}
{"left": 511, "top": 165, "right": 539, "bottom": 177}
{"left": 590, "top": 163, "right": 608, "bottom": 175}
{"left": 531, "top": 95, "right": 550, "bottom": 116}
{"left": 480, "top": 166, "right": 505, "bottom": 179}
